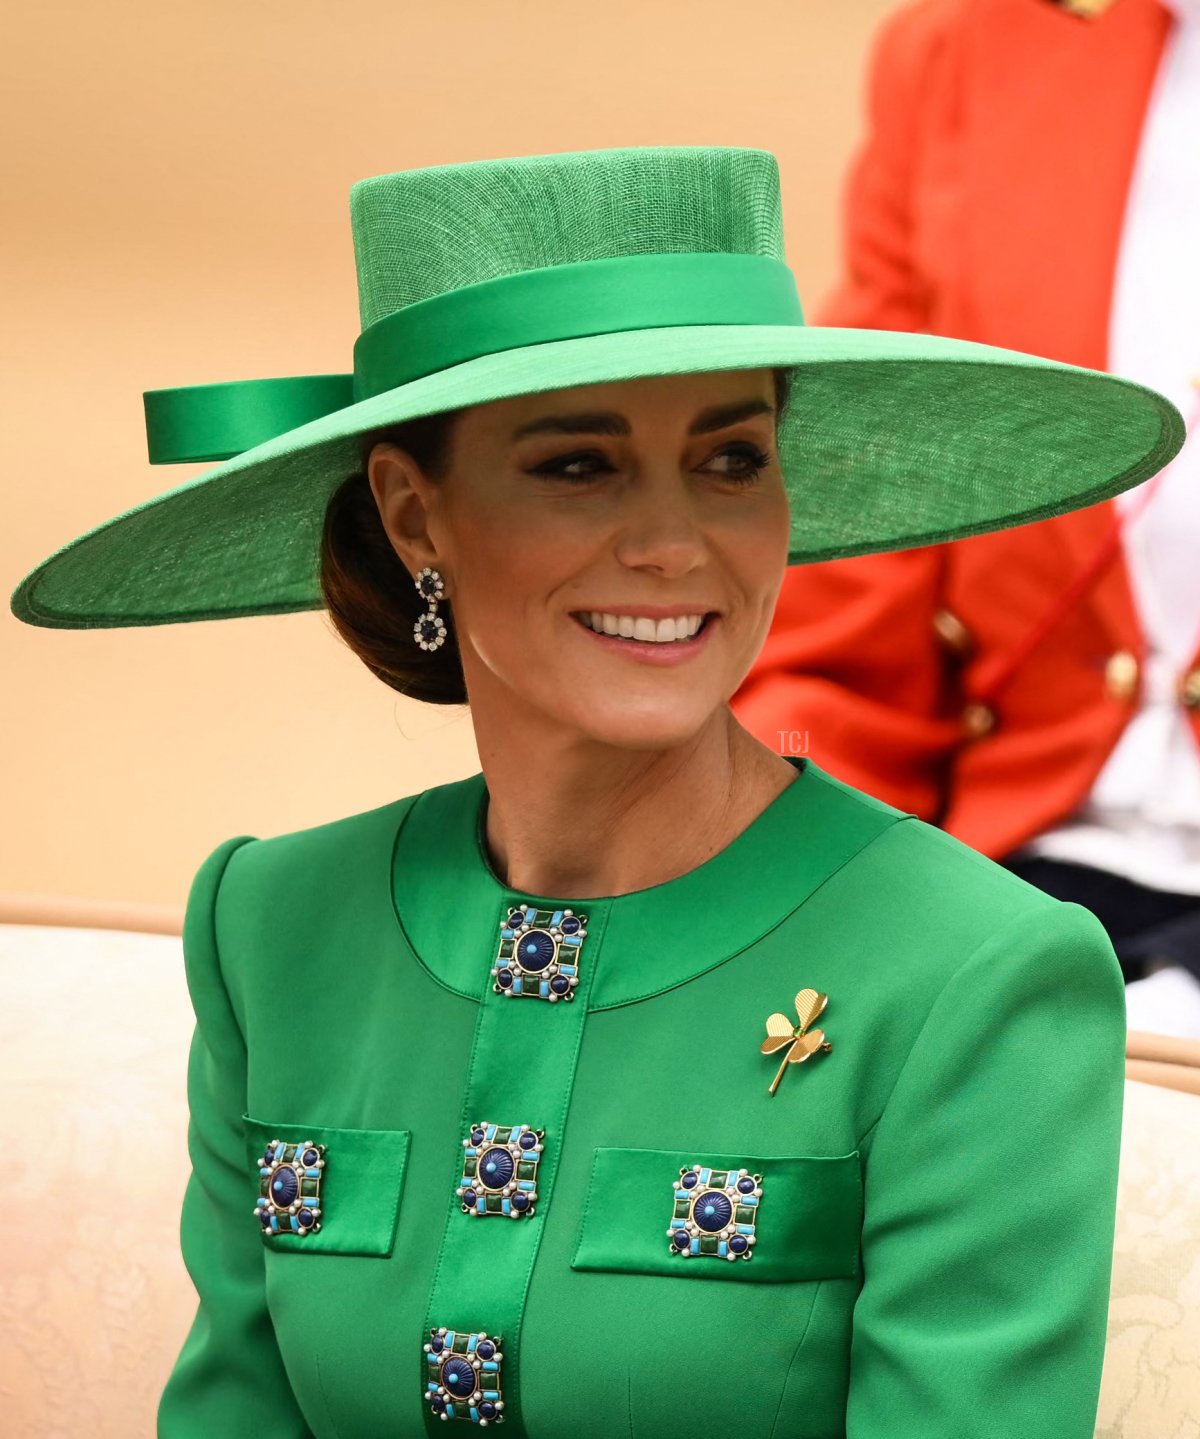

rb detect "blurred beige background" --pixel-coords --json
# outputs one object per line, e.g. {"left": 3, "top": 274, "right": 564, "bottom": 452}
{"left": 3, "top": 0, "right": 896, "bottom": 909}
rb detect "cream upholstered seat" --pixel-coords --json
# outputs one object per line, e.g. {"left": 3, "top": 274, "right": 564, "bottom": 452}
{"left": 1097, "top": 1044, "right": 1200, "bottom": 1437}
{"left": 1, "top": 906, "right": 197, "bottom": 1436}
{"left": 1, "top": 906, "right": 1198, "bottom": 1436}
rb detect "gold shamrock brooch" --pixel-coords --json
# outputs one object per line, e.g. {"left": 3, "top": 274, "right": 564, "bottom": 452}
{"left": 761, "top": 988, "right": 833, "bottom": 1095}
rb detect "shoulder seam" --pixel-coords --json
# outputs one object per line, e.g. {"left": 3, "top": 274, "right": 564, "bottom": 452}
{"left": 802, "top": 758, "right": 914, "bottom": 822}
{"left": 901, "top": 819, "right": 1063, "bottom": 902}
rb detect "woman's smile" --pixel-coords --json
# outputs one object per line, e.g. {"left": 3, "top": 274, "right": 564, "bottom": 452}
{"left": 570, "top": 606, "right": 720, "bottom": 664}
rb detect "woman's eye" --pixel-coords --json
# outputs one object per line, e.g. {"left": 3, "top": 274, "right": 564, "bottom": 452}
{"left": 709, "top": 442, "right": 773, "bottom": 483}
{"left": 525, "top": 442, "right": 773, "bottom": 484}
{"left": 526, "top": 451, "right": 611, "bottom": 482}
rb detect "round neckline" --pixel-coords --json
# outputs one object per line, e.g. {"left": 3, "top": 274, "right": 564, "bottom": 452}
{"left": 388, "top": 755, "right": 903, "bottom": 1009}
{"left": 469, "top": 757, "right": 808, "bottom": 903}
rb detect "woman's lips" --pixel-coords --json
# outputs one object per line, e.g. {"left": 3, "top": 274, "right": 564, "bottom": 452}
{"left": 570, "top": 612, "right": 718, "bottom": 665}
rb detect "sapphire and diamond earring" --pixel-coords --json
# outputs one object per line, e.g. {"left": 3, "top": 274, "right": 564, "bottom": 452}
{"left": 424, "top": 1327, "right": 505, "bottom": 1424}
{"left": 668, "top": 1165, "right": 762, "bottom": 1261}
{"left": 255, "top": 1139, "right": 326, "bottom": 1236}
{"left": 492, "top": 903, "right": 587, "bottom": 1001}
{"left": 414, "top": 566, "right": 447, "bottom": 652}
{"left": 458, "top": 1121, "right": 545, "bottom": 1218}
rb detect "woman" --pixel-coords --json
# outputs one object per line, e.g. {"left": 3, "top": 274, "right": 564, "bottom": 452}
{"left": 9, "top": 145, "right": 1185, "bottom": 1437}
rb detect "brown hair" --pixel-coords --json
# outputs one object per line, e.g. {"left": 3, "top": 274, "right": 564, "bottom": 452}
{"left": 319, "top": 367, "right": 795, "bottom": 704}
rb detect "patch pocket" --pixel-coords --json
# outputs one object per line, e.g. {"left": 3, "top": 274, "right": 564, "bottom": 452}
{"left": 571, "top": 1146, "right": 861, "bottom": 1283}
{"left": 243, "top": 1113, "right": 411, "bottom": 1257}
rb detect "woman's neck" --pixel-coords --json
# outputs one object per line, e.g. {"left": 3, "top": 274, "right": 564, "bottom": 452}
{"left": 474, "top": 709, "right": 798, "bottom": 899}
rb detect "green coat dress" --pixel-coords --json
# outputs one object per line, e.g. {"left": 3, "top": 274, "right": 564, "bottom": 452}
{"left": 157, "top": 755, "right": 1125, "bottom": 1438}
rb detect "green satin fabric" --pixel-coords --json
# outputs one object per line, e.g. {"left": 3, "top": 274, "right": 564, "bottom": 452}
{"left": 141, "top": 253, "right": 803, "bottom": 466}
{"left": 570, "top": 1147, "right": 862, "bottom": 1284}
{"left": 242, "top": 1116, "right": 411, "bottom": 1258}
{"left": 418, "top": 908, "right": 603, "bottom": 1432}
{"left": 144, "top": 375, "right": 354, "bottom": 464}
{"left": 352, "top": 252, "right": 803, "bottom": 400}
{"left": 392, "top": 759, "right": 895, "bottom": 1009}
{"left": 158, "top": 759, "right": 1127, "bottom": 1438}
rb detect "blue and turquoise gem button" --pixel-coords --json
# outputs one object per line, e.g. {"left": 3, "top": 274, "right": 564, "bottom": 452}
{"left": 458, "top": 1121, "right": 545, "bottom": 1218}
{"left": 667, "top": 1165, "right": 762, "bottom": 1261}
{"left": 255, "top": 1138, "right": 326, "bottom": 1238}
{"left": 424, "top": 1327, "right": 505, "bottom": 1425}
{"left": 479, "top": 1147, "right": 514, "bottom": 1187}
{"left": 492, "top": 902, "right": 588, "bottom": 1001}
{"left": 693, "top": 1191, "right": 733, "bottom": 1232}
{"left": 271, "top": 1167, "right": 299, "bottom": 1207}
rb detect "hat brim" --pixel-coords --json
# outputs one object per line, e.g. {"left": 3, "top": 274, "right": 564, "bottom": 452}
{"left": 10, "top": 324, "right": 1184, "bottom": 628}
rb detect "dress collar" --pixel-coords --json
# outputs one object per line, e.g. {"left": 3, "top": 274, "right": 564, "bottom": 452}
{"left": 389, "top": 756, "right": 903, "bottom": 1008}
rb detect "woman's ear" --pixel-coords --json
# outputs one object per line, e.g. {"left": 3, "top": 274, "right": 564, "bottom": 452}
{"left": 367, "top": 442, "right": 444, "bottom": 580}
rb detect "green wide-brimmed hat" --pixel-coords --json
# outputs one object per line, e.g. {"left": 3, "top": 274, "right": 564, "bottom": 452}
{"left": 10, "top": 144, "right": 1185, "bottom": 629}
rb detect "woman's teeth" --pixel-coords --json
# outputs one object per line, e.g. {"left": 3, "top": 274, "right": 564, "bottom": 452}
{"left": 578, "top": 612, "right": 706, "bottom": 643}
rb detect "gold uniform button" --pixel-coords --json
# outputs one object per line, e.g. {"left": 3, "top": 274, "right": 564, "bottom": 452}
{"left": 961, "top": 701, "right": 996, "bottom": 739}
{"left": 1046, "top": 0, "right": 1121, "bottom": 14}
{"left": 933, "top": 607, "right": 972, "bottom": 657}
{"left": 1179, "top": 669, "right": 1200, "bottom": 710}
{"left": 1104, "top": 650, "right": 1140, "bottom": 703}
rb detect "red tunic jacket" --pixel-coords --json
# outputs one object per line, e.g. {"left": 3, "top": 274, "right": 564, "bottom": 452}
{"left": 734, "top": 0, "right": 1200, "bottom": 860}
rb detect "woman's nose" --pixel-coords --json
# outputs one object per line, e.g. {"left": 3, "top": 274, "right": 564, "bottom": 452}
{"left": 610, "top": 476, "right": 708, "bottom": 576}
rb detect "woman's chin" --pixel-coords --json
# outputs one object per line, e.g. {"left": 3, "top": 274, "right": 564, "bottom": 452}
{"left": 565, "top": 701, "right": 722, "bottom": 753}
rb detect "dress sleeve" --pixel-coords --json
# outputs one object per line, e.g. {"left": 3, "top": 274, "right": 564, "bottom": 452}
{"left": 813, "top": 0, "right": 954, "bottom": 333}
{"left": 846, "top": 898, "right": 1126, "bottom": 1438}
{"left": 158, "top": 835, "right": 316, "bottom": 1438}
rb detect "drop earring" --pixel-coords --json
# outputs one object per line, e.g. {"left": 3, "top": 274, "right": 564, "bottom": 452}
{"left": 413, "top": 566, "right": 448, "bottom": 651}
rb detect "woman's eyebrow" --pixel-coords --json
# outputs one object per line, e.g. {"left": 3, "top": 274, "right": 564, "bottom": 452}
{"left": 509, "top": 397, "right": 774, "bottom": 442}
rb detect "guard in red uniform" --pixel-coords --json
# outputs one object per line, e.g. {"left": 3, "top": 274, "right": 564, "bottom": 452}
{"left": 734, "top": 0, "right": 1200, "bottom": 1032}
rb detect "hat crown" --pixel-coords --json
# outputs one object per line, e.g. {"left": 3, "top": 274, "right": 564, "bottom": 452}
{"left": 348, "top": 145, "right": 786, "bottom": 332}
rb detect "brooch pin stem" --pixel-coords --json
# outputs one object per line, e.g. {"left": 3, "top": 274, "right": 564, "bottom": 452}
{"left": 768, "top": 1052, "right": 793, "bottom": 1098}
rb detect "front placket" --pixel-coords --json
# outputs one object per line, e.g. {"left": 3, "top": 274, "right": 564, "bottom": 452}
{"left": 419, "top": 894, "right": 610, "bottom": 1432}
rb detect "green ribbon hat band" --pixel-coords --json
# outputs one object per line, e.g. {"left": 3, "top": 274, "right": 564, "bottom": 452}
{"left": 142, "top": 252, "right": 804, "bottom": 466}
{"left": 143, "top": 374, "right": 355, "bottom": 465}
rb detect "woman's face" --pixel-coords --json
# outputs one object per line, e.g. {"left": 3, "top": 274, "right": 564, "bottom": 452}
{"left": 369, "top": 367, "right": 791, "bottom": 751}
